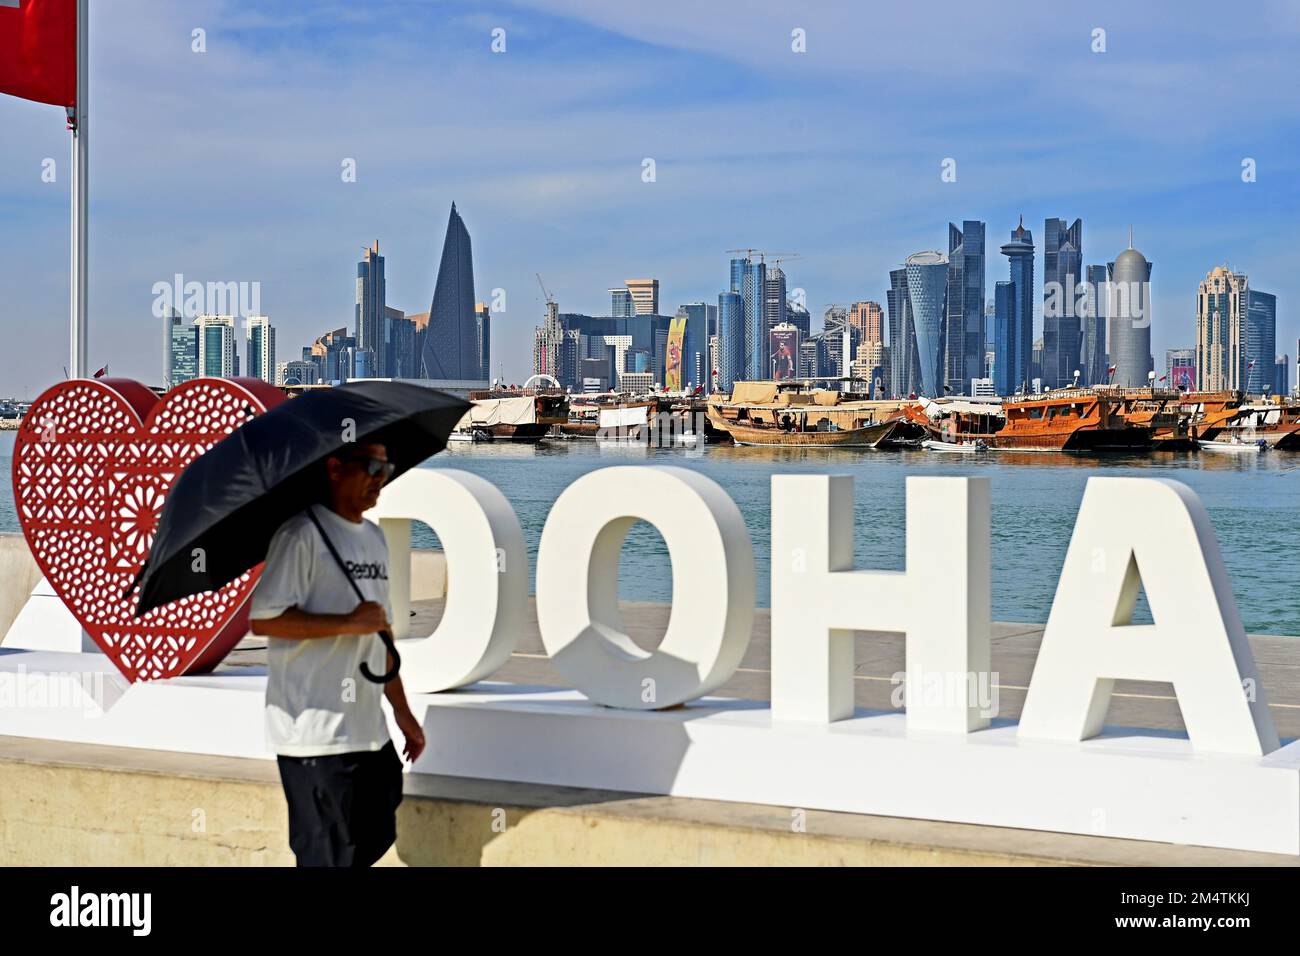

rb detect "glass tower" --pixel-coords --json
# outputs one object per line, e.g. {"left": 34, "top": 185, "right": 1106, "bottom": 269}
{"left": 717, "top": 291, "right": 745, "bottom": 391}
{"left": 904, "top": 251, "right": 949, "bottom": 397}
{"left": 246, "top": 315, "right": 275, "bottom": 383}
{"left": 993, "top": 281, "right": 1014, "bottom": 395}
{"left": 1081, "top": 264, "right": 1108, "bottom": 386}
{"left": 999, "top": 219, "right": 1035, "bottom": 394}
{"left": 421, "top": 203, "right": 478, "bottom": 380}
{"left": 356, "top": 241, "right": 386, "bottom": 377}
{"left": 945, "top": 221, "right": 985, "bottom": 392}
{"left": 730, "top": 257, "right": 767, "bottom": 381}
{"left": 887, "top": 267, "right": 919, "bottom": 399}
{"left": 166, "top": 312, "right": 197, "bottom": 387}
{"left": 1245, "top": 290, "right": 1277, "bottom": 394}
{"left": 677, "top": 302, "right": 716, "bottom": 391}
{"left": 1042, "top": 218, "right": 1082, "bottom": 389}
{"left": 1106, "top": 237, "right": 1153, "bottom": 389}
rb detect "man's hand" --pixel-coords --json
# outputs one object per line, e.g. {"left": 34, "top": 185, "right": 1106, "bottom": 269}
{"left": 394, "top": 707, "right": 426, "bottom": 763}
{"left": 345, "top": 600, "right": 390, "bottom": 635}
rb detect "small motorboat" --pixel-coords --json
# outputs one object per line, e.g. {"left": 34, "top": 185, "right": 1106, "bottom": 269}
{"left": 922, "top": 438, "right": 988, "bottom": 454}
{"left": 1198, "top": 437, "right": 1268, "bottom": 454}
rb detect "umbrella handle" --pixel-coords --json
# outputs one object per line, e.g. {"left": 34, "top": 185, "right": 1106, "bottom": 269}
{"left": 306, "top": 507, "right": 401, "bottom": 684}
{"left": 360, "top": 629, "right": 402, "bottom": 684}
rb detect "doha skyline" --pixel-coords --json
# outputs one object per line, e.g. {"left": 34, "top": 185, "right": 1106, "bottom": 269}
{"left": 1, "top": 0, "right": 1298, "bottom": 394}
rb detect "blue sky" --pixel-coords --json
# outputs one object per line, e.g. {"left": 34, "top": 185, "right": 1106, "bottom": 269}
{"left": 1, "top": 0, "right": 1298, "bottom": 394}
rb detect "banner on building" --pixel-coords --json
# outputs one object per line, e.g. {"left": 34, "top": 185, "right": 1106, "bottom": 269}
{"left": 665, "top": 317, "right": 686, "bottom": 391}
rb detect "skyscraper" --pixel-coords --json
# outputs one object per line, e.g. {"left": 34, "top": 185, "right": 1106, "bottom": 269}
{"left": 993, "top": 281, "right": 1014, "bottom": 395}
{"left": 786, "top": 301, "right": 812, "bottom": 339}
{"left": 887, "top": 269, "right": 919, "bottom": 398}
{"left": 195, "top": 314, "right": 236, "bottom": 378}
{"left": 1106, "top": 231, "right": 1153, "bottom": 389}
{"left": 356, "top": 241, "right": 386, "bottom": 377}
{"left": 848, "top": 301, "right": 884, "bottom": 343}
{"left": 730, "top": 256, "right": 767, "bottom": 380}
{"left": 1245, "top": 290, "right": 1276, "bottom": 395}
{"left": 819, "top": 310, "right": 859, "bottom": 381}
{"left": 1082, "top": 264, "right": 1108, "bottom": 385}
{"left": 475, "top": 303, "right": 492, "bottom": 381}
{"left": 386, "top": 306, "right": 416, "bottom": 379}
{"left": 904, "top": 251, "right": 949, "bottom": 397}
{"left": 677, "top": 301, "right": 716, "bottom": 390}
{"left": 421, "top": 203, "right": 478, "bottom": 380}
{"left": 999, "top": 218, "right": 1035, "bottom": 394}
{"left": 1195, "top": 265, "right": 1248, "bottom": 391}
{"left": 312, "top": 327, "right": 354, "bottom": 383}
{"left": 245, "top": 314, "right": 275, "bottom": 383}
{"left": 945, "top": 221, "right": 985, "bottom": 391}
{"left": 609, "top": 288, "right": 635, "bottom": 318}
{"left": 533, "top": 300, "right": 565, "bottom": 383}
{"left": 1042, "top": 218, "right": 1082, "bottom": 389}
{"left": 1275, "top": 355, "right": 1290, "bottom": 397}
{"left": 763, "top": 266, "right": 787, "bottom": 336}
{"left": 165, "top": 310, "right": 197, "bottom": 387}
{"left": 717, "top": 291, "right": 745, "bottom": 391}
{"left": 625, "top": 279, "right": 659, "bottom": 316}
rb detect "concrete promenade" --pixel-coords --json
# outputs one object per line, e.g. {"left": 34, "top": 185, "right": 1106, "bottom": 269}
{"left": 2, "top": 593, "right": 1299, "bottom": 865}
{"left": 3, "top": 531, "right": 1300, "bottom": 866}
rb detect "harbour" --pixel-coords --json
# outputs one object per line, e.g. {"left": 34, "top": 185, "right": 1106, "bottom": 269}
{"left": 418, "top": 438, "right": 1299, "bottom": 633}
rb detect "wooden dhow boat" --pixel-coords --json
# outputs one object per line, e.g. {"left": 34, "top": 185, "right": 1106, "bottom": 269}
{"left": 706, "top": 380, "right": 922, "bottom": 448}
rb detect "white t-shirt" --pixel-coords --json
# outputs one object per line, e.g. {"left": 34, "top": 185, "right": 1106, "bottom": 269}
{"left": 249, "top": 505, "right": 393, "bottom": 757}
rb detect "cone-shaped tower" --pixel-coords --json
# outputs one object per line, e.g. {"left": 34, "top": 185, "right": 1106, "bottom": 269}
{"left": 420, "top": 203, "right": 478, "bottom": 379}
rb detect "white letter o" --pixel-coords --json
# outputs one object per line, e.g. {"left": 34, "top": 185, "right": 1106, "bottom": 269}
{"left": 536, "top": 466, "right": 755, "bottom": 709}
{"left": 368, "top": 468, "right": 527, "bottom": 692}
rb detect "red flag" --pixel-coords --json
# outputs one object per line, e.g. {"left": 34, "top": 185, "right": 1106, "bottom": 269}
{"left": 0, "top": 0, "right": 76, "bottom": 108}
{"left": 91, "top": 364, "right": 107, "bottom": 378}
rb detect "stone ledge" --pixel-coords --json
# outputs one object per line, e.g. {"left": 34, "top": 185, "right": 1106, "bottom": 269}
{"left": 2, "top": 736, "right": 1295, "bottom": 867}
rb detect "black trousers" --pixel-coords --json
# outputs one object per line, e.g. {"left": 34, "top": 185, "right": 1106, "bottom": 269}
{"left": 276, "top": 741, "right": 404, "bottom": 867}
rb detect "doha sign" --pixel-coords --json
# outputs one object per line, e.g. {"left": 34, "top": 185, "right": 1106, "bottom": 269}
{"left": 354, "top": 466, "right": 1295, "bottom": 853}
{"left": 371, "top": 466, "right": 1274, "bottom": 752}
{"left": 5, "top": 379, "right": 1296, "bottom": 853}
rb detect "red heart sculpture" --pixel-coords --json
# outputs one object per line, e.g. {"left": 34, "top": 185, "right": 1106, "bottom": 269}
{"left": 11, "top": 377, "right": 285, "bottom": 682}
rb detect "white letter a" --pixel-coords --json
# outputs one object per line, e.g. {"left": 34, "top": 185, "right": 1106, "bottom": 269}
{"left": 1019, "top": 478, "right": 1278, "bottom": 756}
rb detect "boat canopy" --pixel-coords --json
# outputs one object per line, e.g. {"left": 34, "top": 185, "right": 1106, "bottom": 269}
{"left": 457, "top": 394, "right": 538, "bottom": 429}
{"left": 599, "top": 404, "right": 650, "bottom": 429}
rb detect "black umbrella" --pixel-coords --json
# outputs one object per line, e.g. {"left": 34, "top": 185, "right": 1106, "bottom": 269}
{"left": 130, "top": 380, "right": 470, "bottom": 682}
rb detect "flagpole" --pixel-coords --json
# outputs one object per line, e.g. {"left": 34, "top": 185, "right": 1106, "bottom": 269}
{"left": 69, "top": 0, "right": 88, "bottom": 379}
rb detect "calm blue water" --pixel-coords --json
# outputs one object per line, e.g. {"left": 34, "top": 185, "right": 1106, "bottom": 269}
{"left": 421, "top": 439, "right": 1300, "bottom": 635}
{"left": 3, "top": 432, "right": 1297, "bottom": 634}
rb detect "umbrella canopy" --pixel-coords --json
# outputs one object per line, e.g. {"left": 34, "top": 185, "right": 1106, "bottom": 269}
{"left": 131, "top": 381, "right": 470, "bottom": 620}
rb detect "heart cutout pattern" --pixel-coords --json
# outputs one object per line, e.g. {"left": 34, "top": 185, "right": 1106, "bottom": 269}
{"left": 12, "top": 377, "right": 284, "bottom": 681}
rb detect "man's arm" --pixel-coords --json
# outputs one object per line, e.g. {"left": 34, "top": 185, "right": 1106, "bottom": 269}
{"left": 382, "top": 652, "right": 410, "bottom": 710}
{"left": 383, "top": 649, "right": 426, "bottom": 762}
{"left": 250, "top": 601, "right": 388, "bottom": 640}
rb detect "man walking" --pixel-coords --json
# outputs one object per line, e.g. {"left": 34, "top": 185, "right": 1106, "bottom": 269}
{"left": 250, "top": 442, "right": 425, "bottom": 867}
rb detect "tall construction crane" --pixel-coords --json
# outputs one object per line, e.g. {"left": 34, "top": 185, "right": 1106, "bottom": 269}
{"left": 724, "top": 248, "right": 802, "bottom": 264}
{"left": 535, "top": 272, "right": 555, "bottom": 306}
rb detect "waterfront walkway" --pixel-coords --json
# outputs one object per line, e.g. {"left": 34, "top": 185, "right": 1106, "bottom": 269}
{"left": 4, "top": 599, "right": 1299, "bottom": 865}
{"left": 228, "top": 598, "right": 1300, "bottom": 739}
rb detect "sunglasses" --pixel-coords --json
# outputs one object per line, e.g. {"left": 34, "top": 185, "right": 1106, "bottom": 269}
{"left": 344, "top": 455, "right": 396, "bottom": 480}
